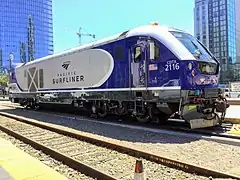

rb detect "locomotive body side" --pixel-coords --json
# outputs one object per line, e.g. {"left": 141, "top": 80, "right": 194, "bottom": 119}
{"left": 15, "top": 49, "right": 114, "bottom": 91}
{"left": 8, "top": 25, "right": 228, "bottom": 129}
{"left": 10, "top": 25, "right": 185, "bottom": 101}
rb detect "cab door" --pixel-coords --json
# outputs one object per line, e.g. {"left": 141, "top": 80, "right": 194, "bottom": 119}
{"left": 129, "top": 39, "right": 148, "bottom": 88}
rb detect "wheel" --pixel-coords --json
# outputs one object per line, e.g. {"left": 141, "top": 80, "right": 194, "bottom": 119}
{"left": 97, "top": 102, "right": 108, "bottom": 118}
{"left": 90, "top": 104, "right": 97, "bottom": 118}
{"left": 149, "top": 106, "right": 169, "bottom": 124}
{"left": 156, "top": 113, "right": 169, "bottom": 124}
{"left": 136, "top": 114, "right": 150, "bottom": 123}
{"left": 135, "top": 107, "right": 151, "bottom": 123}
{"left": 32, "top": 104, "right": 40, "bottom": 110}
{"left": 90, "top": 101, "right": 108, "bottom": 118}
{"left": 115, "top": 102, "right": 128, "bottom": 116}
{"left": 19, "top": 101, "right": 25, "bottom": 106}
{"left": 151, "top": 115, "right": 160, "bottom": 124}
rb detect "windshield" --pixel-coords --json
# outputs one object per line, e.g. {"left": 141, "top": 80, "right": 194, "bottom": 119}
{"left": 170, "top": 31, "right": 216, "bottom": 63}
{"left": 198, "top": 61, "right": 217, "bottom": 75}
{"left": 170, "top": 31, "right": 218, "bottom": 75}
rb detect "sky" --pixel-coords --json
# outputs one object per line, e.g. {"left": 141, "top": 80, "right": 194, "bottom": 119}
{"left": 52, "top": 0, "right": 195, "bottom": 53}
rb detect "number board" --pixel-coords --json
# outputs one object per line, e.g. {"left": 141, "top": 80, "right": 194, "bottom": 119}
{"left": 164, "top": 60, "right": 180, "bottom": 72}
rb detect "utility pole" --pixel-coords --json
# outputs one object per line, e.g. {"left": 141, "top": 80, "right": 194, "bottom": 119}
{"left": 9, "top": 52, "right": 14, "bottom": 70}
{"left": 28, "top": 15, "right": 35, "bottom": 62}
{"left": 76, "top": 27, "right": 95, "bottom": 45}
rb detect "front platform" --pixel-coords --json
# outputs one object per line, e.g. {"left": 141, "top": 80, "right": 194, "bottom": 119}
{"left": 0, "top": 137, "right": 67, "bottom": 180}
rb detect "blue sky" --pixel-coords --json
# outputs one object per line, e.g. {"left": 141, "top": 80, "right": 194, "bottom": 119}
{"left": 52, "top": 0, "right": 195, "bottom": 53}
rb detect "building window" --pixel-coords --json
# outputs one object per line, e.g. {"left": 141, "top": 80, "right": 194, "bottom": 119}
{"left": 220, "top": 0, "right": 225, "bottom": 5}
{"left": 222, "top": 58, "right": 226, "bottom": 64}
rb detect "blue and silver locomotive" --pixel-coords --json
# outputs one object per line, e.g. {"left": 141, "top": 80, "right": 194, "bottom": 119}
{"left": 8, "top": 23, "right": 228, "bottom": 129}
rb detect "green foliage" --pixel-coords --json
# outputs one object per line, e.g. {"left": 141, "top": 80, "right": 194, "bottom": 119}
{"left": 20, "top": 41, "right": 27, "bottom": 63}
{"left": 0, "top": 75, "right": 9, "bottom": 86}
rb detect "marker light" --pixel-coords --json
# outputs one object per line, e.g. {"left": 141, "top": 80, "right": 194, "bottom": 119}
{"left": 191, "top": 70, "right": 195, "bottom": 77}
{"left": 150, "top": 22, "right": 158, "bottom": 26}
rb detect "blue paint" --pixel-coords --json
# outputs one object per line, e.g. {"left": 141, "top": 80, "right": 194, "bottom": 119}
{"left": 92, "top": 36, "right": 182, "bottom": 90}
{"left": 12, "top": 30, "right": 220, "bottom": 93}
{"left": 180, "top": 60, "right": 219, "bottom": 90}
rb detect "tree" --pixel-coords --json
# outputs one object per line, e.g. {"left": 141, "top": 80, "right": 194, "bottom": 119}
{"left": 20, "top": 41, "right": 27, "bottom": 63}
{"left": 0, "top": 75, "right": 9, "bottom": 86}
{"left": 28, "top": 15, "right": 35, "bottom": 62}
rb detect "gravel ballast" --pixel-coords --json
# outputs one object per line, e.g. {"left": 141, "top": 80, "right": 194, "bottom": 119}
{"left": 0, "top": 115, "right": 212, "bottom": 180}
{"left": 0, "top": 130, "right": 93, "bottom": 180}
{"left": 0, "top": 104, "right": 240, "bottom": 177}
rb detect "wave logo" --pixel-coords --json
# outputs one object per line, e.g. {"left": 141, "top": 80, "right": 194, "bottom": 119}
{"left": 62, "top": 61, "right": 70, "bottom": 70}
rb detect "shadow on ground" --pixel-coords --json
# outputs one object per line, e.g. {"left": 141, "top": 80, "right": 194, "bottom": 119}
{"left": 0, "top": 105, "right": 208, "bottom": 145}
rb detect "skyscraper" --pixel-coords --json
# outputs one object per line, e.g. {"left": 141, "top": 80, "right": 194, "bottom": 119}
{"left": 0, "top": 0, "right": 53, "bottom": 72}
{"left": 236, "top": 0, "right": 240, "bottom": 63}
{"left": 194, "top": 0, "right": 239, "bottom": 83}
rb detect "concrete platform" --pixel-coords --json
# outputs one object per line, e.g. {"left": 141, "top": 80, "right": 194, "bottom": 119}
{"left": 224, "top": 105, "right": 240, "bottom": 124}
{"left": 0, "top": 167, "right": 12, "bottom": 180}
{"left": 0, "top": 137, "right": 67, "bottom": 180}
{"left": 228, "top": 124, "right": 240, "bottom": 135}
{"left": 0, "top": 97, "right": 9, "bottom": 101}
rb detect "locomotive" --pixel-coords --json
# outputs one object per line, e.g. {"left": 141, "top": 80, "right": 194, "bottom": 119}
{"left": 8, "top": 23, "right": 229, "bottom": 129}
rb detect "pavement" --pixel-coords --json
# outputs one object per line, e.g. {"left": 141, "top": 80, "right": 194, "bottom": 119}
{"left": 224, "top": 105, "right": 240, "bottom": 123}
{"left": 0, "top": 96, "right": 240, "bottom": 124}
{"left": 0, "top": 137, "right": 67, "bottom": 180}
{"left": 228, "top": 124, "right": 240, "bottom": 135}
{"left": 0, "top": 97, "right": 9, "bottom": 101}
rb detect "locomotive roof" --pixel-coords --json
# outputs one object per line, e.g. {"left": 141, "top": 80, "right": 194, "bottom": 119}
{"left": 22, "top": 25, "right": 194, "bottom": 67}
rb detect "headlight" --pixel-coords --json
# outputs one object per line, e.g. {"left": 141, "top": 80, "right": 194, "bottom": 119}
{"left": 187, "top": 63, "right": 192, "bottom": 70}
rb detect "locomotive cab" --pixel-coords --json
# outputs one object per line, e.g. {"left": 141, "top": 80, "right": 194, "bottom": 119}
{"left": 169, "top": 31, "right": 228, "bottom": 129}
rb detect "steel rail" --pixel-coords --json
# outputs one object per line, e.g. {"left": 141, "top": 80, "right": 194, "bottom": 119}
{"left": 1, "top": 103, "right": 240, "bottom": 141}
{"left": 0, "top": 112, "right": 239, "bottom": 179}
{"left": 0, "top": 120, "right": 117, "bottom": 180}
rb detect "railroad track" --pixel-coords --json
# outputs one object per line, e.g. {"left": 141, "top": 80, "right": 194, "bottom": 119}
{"left": 227, "top": 99, "right": 240, "bottom": 105}
{"left": 1, "top": 102, "right": 240, "bottom": 142}
{"left": 0, "top": 112, "right": 239, "bottom": 179}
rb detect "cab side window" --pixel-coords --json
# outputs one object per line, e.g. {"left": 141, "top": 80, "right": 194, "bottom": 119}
{"left": 154, "top": 43, "right": 160, "bottom": 60}
{"left": 149, "top": 41, "right": 160, "bottom": 61}
{"left": 134, "top": 46, "right": 142, "bottom": 62}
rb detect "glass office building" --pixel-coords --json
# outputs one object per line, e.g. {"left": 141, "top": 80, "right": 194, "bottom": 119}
{"left": 236, "top": 0, "right": 240, "bottom": 63}
{"left": 194, "top": 0, "right": 239, "bottom": 83}
{"left": 0, "top": 0, "right": 53, "bottom": 72}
